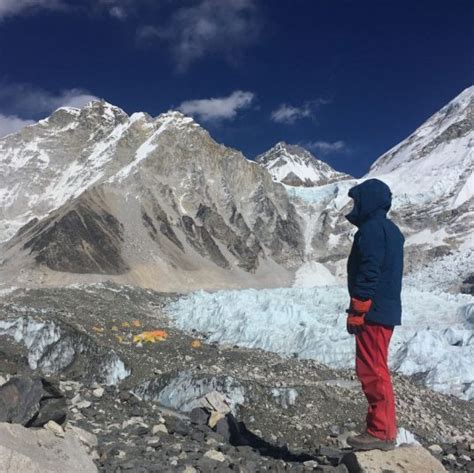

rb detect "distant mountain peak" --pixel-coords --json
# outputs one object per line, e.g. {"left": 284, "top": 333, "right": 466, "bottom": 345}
{"left": 255, "top": 142, "right": 351, "bottom": 187}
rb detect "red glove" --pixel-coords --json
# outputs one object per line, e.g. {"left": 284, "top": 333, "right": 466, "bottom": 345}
{"left": 346, "top": 298, "right": 372, "bottom": 335}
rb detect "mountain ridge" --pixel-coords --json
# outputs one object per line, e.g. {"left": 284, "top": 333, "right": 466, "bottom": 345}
{"left": 0, "top": 101, "right": 305, "bottom": 291}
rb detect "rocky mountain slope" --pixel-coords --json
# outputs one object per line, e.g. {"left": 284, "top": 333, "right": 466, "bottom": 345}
{"left": 0, "top": 102, "right": 304, "bottom": 291}
{"left": 255, "top": 142, "right": 351, "bottom": 187}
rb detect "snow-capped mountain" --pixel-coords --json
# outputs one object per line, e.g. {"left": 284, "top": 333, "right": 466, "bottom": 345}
{"left": 367, "top": 86, "right": 473, "bottom": 272}
{"left": 255, "top": 142, "right": 351, "bottom": 187}
{"left": 0, "top": 101, "right": 304, "bottom": 291}
{"left": 284, "top": 86, "right": 473, "bottom": 290}
{"left": 0, "top": 102, "right": 145, "bottom": 242}
{"left": 369, "top": 85, "right": 473, "bottom": 210}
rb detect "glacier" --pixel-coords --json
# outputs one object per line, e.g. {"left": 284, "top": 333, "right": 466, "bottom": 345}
{"left": 166, "top": 286, "right": 474, "bottom": 400}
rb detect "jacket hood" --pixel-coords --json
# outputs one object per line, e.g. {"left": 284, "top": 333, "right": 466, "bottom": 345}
{"left": 345, "top": 178, "right": 392, "bottom": 226}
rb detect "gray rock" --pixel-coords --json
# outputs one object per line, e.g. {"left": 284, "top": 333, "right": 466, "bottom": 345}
{"left": 152, "top": 424, "right": 168, "bottom": 435}
{"left": 342, "top": 446, "right": 447, "bottom": 472}
{"left": 215, "top": 414, "right": 242, "bottom": 444}
{"left": 44, "top": 420, "right": 64, "bottom": 438}
{"left": 92, "top": 387, "right": 104, "bottom": 398}
{"left": 165, "top": 416, "right": 191, "bottom": 436}
{"left": 76, "top": 400, "right": 92, "bottom": 410}
{"left": 189, "top": 407, "right": 210, "bottom": 426}
{"left": 303, "top": 459, "right": 319, "bottom": 469}
{"left": 0, "top": 376, "right": 66, "bottom": 427}
{"left": 203, "top": 449, "right": 227, "bottom": 462}
{"left": 319, "top": 446, "right": 343, "bottom": 460}
{"left": 429, "top": 444, "right": 444, "bottom": 454}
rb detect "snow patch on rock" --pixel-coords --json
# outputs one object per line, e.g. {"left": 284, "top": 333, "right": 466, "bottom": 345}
{"left": 271, "top": 388, "right": 298, "bottom": 409}
{"left": 396, "top": 428, "right": 421, "bottom": 447}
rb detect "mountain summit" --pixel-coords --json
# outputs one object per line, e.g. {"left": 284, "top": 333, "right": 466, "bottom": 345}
{"left": 255, "top": 142, "right": 351, "bottom": 187}
{"left": 0, "top": 100, "right": 203, "bottom": 242}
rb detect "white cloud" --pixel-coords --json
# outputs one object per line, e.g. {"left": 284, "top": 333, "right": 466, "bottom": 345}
{"left": 0, "top": 82, "right": 99, "bottom": 116}
{"left": 137, "top": 0, "right": 260, "bottom": 71}
{"left": 178, "top": 90, "right": 254, "bottom": 122}
{"left": 271, "top": 104, "right": 312, "bottom": 124}
{"left": 304, "top": 140, "right": 349, "bottom": 155}
{"left": 97, "top": 0, "right": 128, "bottom": 19}
{"left": 0, "top": 114, "right": 35, "bottom": 138}
{"left": 271, "top": 99, "right": 330, "bottom": 124}
{"left": 0, "top": 0, "right": 64, "bottom": 19}
{"left": 109, "top": 5, "right": 126, "bottom": 19}
{"left": 0, "top": 0, "right": 133, "bottom": 19}
{"left": 59, "top": 90, "right": 99, "bottom": 108}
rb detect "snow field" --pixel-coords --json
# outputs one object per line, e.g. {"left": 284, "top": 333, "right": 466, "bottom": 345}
{"left": 293, "top": 262, "right": 337, "bottom": 287}
{"left": 166, "top": 286, "right": 474, "bottom": 400}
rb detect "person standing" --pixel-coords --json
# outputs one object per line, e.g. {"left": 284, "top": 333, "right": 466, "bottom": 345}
{"left": 344, "top": 178, "right": 405, "bottom": 451}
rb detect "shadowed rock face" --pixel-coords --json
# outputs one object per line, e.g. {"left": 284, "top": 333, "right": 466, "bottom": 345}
{"left": 195, "top": 205, "right": 261, "bottom": 272}
{"left": 141, "top": 200, "right": 184, "bottom": 252}
{"left": 181, "top": 214, "right": 231, "bottom": 270}
{"left": 23, "top": 200, "right": 128, "bottom": 275}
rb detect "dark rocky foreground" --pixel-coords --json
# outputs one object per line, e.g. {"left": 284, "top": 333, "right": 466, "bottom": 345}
{"left": 0, "top": 284, "right": 473, "bottom": 472}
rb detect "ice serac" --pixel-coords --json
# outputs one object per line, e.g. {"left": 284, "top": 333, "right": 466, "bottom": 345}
{"left": 255, "top": 142, "right": 351, "bottom": 187}
{"left": 167, "top": 286, "right": 474, "bottom": 400}
{"left": 0, "top": 102, "right": 304, "bottom": 291}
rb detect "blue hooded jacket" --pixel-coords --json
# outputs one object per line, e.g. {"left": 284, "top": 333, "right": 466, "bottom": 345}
{"left": 346, "top": 179, "right": 405, "bottom": 326}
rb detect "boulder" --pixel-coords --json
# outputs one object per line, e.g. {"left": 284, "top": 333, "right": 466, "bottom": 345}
{"left": 198, "top": 390, "right": 232, "bottom": 414}
{"left": 189, "top": 407, "right": 210, "bottom": 426}
{"left": 0, "top": 422, "right": 97, "bottom": 472}
{"left": 0, "top": 377, "right": 66, "bottom": 427}
{"left": 342, "top": 446, "right": 446, "bottom": 472}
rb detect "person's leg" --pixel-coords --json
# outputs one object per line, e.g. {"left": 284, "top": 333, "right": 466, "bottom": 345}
{"left": 355, "top": 322, "right": 396, "bottom": 441}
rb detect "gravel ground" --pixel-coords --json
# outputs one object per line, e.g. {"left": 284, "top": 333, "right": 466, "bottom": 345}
{"left": 0, "top": 283, "right": 473, "bottom": 472}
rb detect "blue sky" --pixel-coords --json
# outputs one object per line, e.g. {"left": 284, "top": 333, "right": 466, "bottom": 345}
{"left": 0, "top": 0, "right": 472, "bottom": 176}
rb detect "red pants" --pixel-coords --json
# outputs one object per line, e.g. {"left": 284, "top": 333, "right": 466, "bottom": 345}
{"left": 355, "top": 322, "right": 397, "bottom": 441}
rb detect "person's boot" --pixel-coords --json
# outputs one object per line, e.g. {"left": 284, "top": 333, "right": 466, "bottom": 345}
{"left": 347, "top": 432, "right": 396, "bottom": 451}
